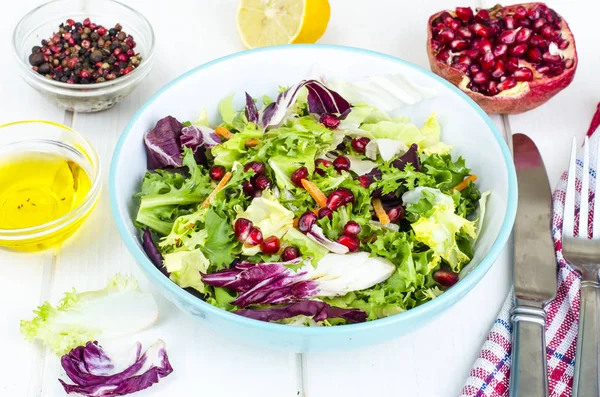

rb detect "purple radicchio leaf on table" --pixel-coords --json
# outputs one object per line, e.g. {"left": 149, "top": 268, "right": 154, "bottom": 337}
{"left": 59, "top": 340, "right": 173, "bottom": 397}
{"left": 143, "top": 116, "right": 184, "bottom": 170}
{"left": 392, "top": 143, "right": 420, "bottom": 172}
{"left": 245, "top": 92, "right": 259, "bottom": 124}
{"left": 236, "top": 300, "right": 367, "bottom": 323}
{"left": 142, "top": 229, "right": 168, "bottom": 277}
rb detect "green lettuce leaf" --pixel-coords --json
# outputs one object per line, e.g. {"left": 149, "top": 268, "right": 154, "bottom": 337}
{"left": 211, "top": 123, "right": 263, "bottom": 168}
{"left": 164, "top": 249, "right": 210, "bottom": 293}
{"left": 201, "top": 209, "right": 238, "bottom": 269}
{"left": 282, "top": 228, "right": 328, "bottom": 264}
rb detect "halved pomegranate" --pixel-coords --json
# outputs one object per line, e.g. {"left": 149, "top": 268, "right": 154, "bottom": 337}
{"left": 427, "top": 3, "right": 577, "bottom": 114}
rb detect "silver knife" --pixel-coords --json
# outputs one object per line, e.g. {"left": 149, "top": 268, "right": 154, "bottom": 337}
{"left": 510, "top": 133, "right": 557, "bottom": 397}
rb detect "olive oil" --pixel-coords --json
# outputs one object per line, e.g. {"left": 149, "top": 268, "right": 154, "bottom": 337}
{"left": 0, "top": 152, "right": 92, "bottom": 229}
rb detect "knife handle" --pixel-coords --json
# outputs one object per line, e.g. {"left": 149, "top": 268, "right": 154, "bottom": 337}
{"left": 509, "top": 306, "right": 549, "bottom": 397}
{"left": 572, "top": 281, "right": 600, "bottom": 397}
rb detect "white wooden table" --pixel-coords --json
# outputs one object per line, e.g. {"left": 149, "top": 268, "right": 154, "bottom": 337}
{"left": 1, "top": 1, "right": 598, "bottom": 396}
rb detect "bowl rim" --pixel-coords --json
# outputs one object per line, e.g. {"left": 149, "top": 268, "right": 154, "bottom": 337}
{"left": 0, "top": 120, "right": 102, "bottom": 238}
{"left": 12, "top": 0, "right": 155, "bottom": 91}
{"left": 110, "top": 44, "right": 518, "bottom": 336}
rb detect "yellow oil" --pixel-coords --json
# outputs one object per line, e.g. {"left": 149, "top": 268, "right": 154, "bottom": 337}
{"left": 0, "top": 152, "right": 92, "bottom": 230}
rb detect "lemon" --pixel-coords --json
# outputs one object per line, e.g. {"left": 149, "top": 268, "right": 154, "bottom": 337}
{"left": 236, "top": 0, "right": 331, "bottom": 49}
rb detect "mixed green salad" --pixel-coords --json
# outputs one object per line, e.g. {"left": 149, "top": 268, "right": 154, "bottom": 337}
{"left": 136, "top": 77, "right": 488, "bottom": 325}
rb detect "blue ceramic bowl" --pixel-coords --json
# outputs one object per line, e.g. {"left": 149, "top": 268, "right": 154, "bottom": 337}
{"left": 110, "top": 45, "right": 517, "bottom": 352}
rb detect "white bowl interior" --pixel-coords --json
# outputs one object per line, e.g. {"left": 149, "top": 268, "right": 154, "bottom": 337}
{"left": 114, "top": 46, "right": 509, "bottom": 283}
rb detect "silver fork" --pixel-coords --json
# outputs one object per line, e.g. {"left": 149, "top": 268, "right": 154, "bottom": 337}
{"left": 562, "top": 136, "right": 600, "bottom": 397}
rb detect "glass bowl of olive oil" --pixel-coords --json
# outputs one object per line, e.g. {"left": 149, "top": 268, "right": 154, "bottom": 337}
{"left": 0, "top": 120, "right": 101, "bottom": 251}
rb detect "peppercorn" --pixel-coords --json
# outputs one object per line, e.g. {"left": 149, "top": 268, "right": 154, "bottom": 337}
{"left": 38, "top": 63, "right": 51, "bottom": 74}
{"left": 28, "top": 52, "right": 45, "bottom": 66}
{"left": 89, "top": 50, "right": 103, "bottom": 63}
{"left": 117, "top": 31, "right": 126, "bottom": 41}
{"left": 114, "top": 23, "right": 122, "bottom": 31}
{"left": 90, "top": 32, "right": 99, "bottom": 41}
{"left": 108, "top": 28, "right": 116, "bottom": 36}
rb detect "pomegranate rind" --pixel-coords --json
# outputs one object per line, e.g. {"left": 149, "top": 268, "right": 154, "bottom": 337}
{"left": 426, "top": 2, "right": 578, "bottom": 114}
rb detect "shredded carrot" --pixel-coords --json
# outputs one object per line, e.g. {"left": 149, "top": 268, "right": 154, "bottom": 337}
{"left": 301, "top": 179, "right": 328, "bottom": 208}
{"left": 293, "top": 218, "right": 299, "bottom": 228}
{"left": 245, "top": 138, "right": 260, "bottom": 147}
{"left": 372, "top": 198, "right": 390, "bottom": 225}
{"left": 215, "top": 126, "right": 233, "bottom": 140}
{"left": 362, "top": 235, "right": 378, "bottom": 244}
{"left": 450, "top": 175, "right": 478, "bottom": 193}
{"left": 201, "top": 172, "right": 232, "bottom": 208}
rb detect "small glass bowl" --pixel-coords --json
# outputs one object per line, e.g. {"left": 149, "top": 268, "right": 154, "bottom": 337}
{"left": 13, "top": 0, "right": 155, "bottom": 113}
{"left": 0, "top": 121, "right": 101, "bottom": 252}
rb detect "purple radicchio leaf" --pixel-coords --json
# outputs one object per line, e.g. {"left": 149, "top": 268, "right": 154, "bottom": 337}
{"left": 244, "top": 92, "right": 259, "bottom": 124}
{"left": 307, "top": 225, "right": 349, "bottom": 254}
{"left": 142, "top": 229, "right": 168, "bottom": 277}
{"left": 180, "top": 125, "right": 221, "bottom": 150}
{"left": 392, "top": 143, "right": 420, "bottom": 172}
{"left": 236, "top": 300, "right": 367, "bottom": 323}
{"left": 143, "top": 116, "right": 184, "bottom": 169}
{"left": 59, "top": 340, "right": 173, "bottom": 397}
{"left": 201, "top": 258, "right": 319, "bottom": 308}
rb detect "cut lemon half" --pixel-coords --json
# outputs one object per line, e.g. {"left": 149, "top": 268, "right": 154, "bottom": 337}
{"left": 236, "top": 0, "right": 331, "bottom": 49}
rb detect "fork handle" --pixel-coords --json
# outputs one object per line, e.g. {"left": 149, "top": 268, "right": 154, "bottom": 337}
{"left": 573, "top": 281, "right": 600, "bottom": 397}
{"left": 509, "top": 306, "right": 549, "bottom": 397}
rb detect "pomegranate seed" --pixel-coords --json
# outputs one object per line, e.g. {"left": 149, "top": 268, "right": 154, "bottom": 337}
{"left": 529, "top": 34, "right": 546, "bottom": 49}
{"left": 475, "top": 9, "right": 490, "bottom": 22}
{"left": 527, "top": 9, "right": 540, "bottom": 20}
{"left": 464, "top": 49, "right": 479, "bottom": 59}
{"left": 242, "top": 181, "right": 255, "bottom": 197}
{"left": 470, "top": 64, "right": 481, "bottom": 74}
{"left": 476, "top": 38, "right": 492, "bottom": 54}
{"left": 209, "top": 165, "right": 226, "bottom": 181}
{"left": 564, "top": 59, "right": 575, "bottom": 69}
{"left": 559, "top": 40, "right": 570, "bottom": 50}
{"left": 533, "top": 18, "right": 546, "bottom": 31}
{"left": 97, "top": 27, "right": 107, "bottom": 36}
{"left": 498, "top": 30, "right": 516, "bottom": 45}
{"left": 497, "top": 77, "right": 517, "bottom": 92}
{"left": 252, "top": 174, "right": 272, "bottom": 190}
{"left": 470, "top": 84, "right": 480, "bottom": 94}
{"left": 542, "top": 52, "right": 561, "bottom": 63}
{"left": 471, "top": 23, "right": 490, "bottom": 37}
{"left": 83, "top": 17, "right": 91, "bottom": 27}
{"left": 510, "top": 43, "right": 528, "bottom": 57}
{"left": 489, "top": 60, "right": 505, "bottom": 79}
{"left": 261, "top": 236, "right": 280, "bottom": 254}
{"left": 387, "top": 206, "right": 405, "bottom": 223}
{"left": 487, "top": 21, "right": 501, "bottom": 36}
{"left": 281, "top": 246, "right": 300, "bottom": 262}
{"left": 433, "top": 269, "right": 460, "bottom": 287}
{"left": 314, "top": 159, "right": 333, "bottom": 176}
{"left": 480, "top": 52, "right": 495, "bottom": 71}
{"left": 245, "top": 227, "right": 263, "bottom": 246}
{"left": 537, "top": 65, "right": 550, "bottom": 74}
{"left": 453, "top": 55, "right": 471, "bottom": 65}
{"left": 447, "top": 17, "right": 461, "bottom": 31}
{"left": 234, "top": 218, "right": 253, "bottom": 242}
{"left": 472, "top": 72, "right": 489, "bottom": 85}
{"left": 455, "top": 7, "right": 474, "bottom": 22}
{"left": 504, "top": 16, "right": 516, "bottom": 29}
{"left": 298, "top": 211, "right": 317, "bottom": 233}
{"left": 319, "top": 113, "right": 340, "bottom": 129}
{"left": 343, "top": 221, "right": 362, "bottom": 236}
{"left": 337, "top": 235, "right": 360, "bottom": 252}
{"left": 357, "top": 175, "right": 373, "bottom": 188}
{"left": 244, "top": 161, "right": 266, "bottom": 175}
{"left": 487, "top": 81, "right": 499, "bottom": 96}
{"left": 547, "top": 65, "right": 565, "bottom": 76}
{"left": 514, "top": 67, "right": 534, "bottom": 82}
{"left": 333, "top": 156, "right": 351, "bottom": 172}
{"left": 318, "top": 207, "right": 333, "bottom": 219}
{"left": 514, "top": 6, "right": 527, "bottom": 19}
{"left": 526, "top": 47, "right": 543, "bottom": 63}
{"left": 452, "top": 63, "right": 469, "bottom": 74}
{"left": 337, "top": 188, "right": 355, "bottom": 204}
{"left": 456, "top": 27, "right": 473, "bottom": 39}
{"left": 493, "top": 44, "right": 508, "bottom": 57}
{"left": 540, "top": 24, "right": 555, "bottom": 38}
{"left": 515, "top": 27, "right": 532, "bottom": 43}
{"left": 351, "top": 137, "right": 370, "bottom": 154}
{"left": 436, "top": 50, "right": 451, "bottom": 63}
{"left": 450, "top": 39, "right": 469, "bottom": 51}
{"left": 291, "top": 166, "right": 309, "bottom": 187}
{"left": 437, "top": 28, "right": 455, "bottom": 44}
{"left": 326, "top": 192, "right": 345, "bottom": 211}
{"left": 506, "top": 57, "right": 520, "bottom": 72}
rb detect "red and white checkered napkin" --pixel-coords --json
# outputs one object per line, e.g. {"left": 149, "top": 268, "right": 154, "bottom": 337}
{"left": 461, "top": 104, "right": 600, "bottom": 397}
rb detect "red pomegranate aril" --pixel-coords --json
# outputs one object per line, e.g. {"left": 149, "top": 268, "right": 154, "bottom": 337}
{"left": 291, "top": 166, "right": 309, "bottom": 187}
{"left": 514, "top": 67, "right": 534, "bottom": 82}
{"left": 447, "top": 18, "right": 461, "bottom": 31}
{"left": 242, "top": 181, "right": 255, "bottom": 197}
{"left": 357, "top": 175, "right": 373, "bottom": 189}
{"left": 343, "top": 221, "right": 362, "bottom": 236}
{"left": 491, "top": 60, "right": 505, "bottom": 79}
{"left": 480, "top": 52, "right": 495, "bottom": 71}
{"left": 314, "top": 159, "right": 333, "bottom": 176}
{"left": 209, "top": 165, "right": 226, "bottom": 181}
{"left": 537, "top": 65, "right": 550, "bottom": 74}
{"left": 337, "top": 235, "right": 360, "bottom": 252}
{"left": 527, "top": 8, "right": 540, "bottom": 20}
{"left": 437, "top": 28, "right": 455, "bottom": 44}
{"left": 337, "top": 188, "right": 355, "bottom": 204}
{"left": 476, "top": 38, "right": 493, "bottom": 54}
{"left": 253, "top": 174, "right": 271, "bottom": 191}
{"left": 450, "top": 39, "right": 469, "bottom": 51}
{"left": 453, "top": 55, "right": 471, "bottom": 65}
{"left": 559, "top": 40, "right": 570, "bottom": 50}
{"left": 457, "top": 27, "right": 473, "bottom": 39}
{"left": 387, "top": 206, "right": 405, "bottom": 223}
{"left": 475, "top": 9, "right": 490, "bottom": 22}
{"left": 244, "top": 161, "right": 266, "bottom": 175}
{"left": 488, "top": 81, "right": 499, "bottom": 96}
{"left": 525, "top": 48, "right": 541, "bottom": 63}
{"left": 261, "top": 236, "right": 280, "bottom": 254}
{"left": 564, "top": 59, "right": 574, "bottom": 69}
{"left": 529, "top": 34, "right": 546, "bottom": 49}
{"left": 510, "top": 43, "right": 528, "bottom": 57}
{"left": 514, "top": 6, "right": 527, "bottom": 19}
{"left": 505, "top": 57, "right": 518, "bottom": 74}
{"left": 326, "top": 192, "right": 345, "bottom": 211}
{"left": 542, "top": 52, "right": 561, "bottom": 63}
{"left": 515, "top": 27, "right": 532, "bottom": 43}
{"left": 504, "top": 16, "right": 516, "bottom": 29}
{"left": 455, "top": 7, "right": 474, "bottom": 22}
{"left": 464, "top": 49, "right": 479, "bottom": 59}
{"left": 333, "top": 156, "right": 351, "bottom": 172}
{"left": 318, "top": 207, "right": 333, "bottom": 219}
{"left": 320, "top": 113, "right": 340, "bottom": 129}
{"left": 351, "top": 137, "right": 370, "bottom": 154}
{"left": 433, "top": 269, "right": 459, "bottom": 287}
{"left": 470, "top": 64, "right": 481, "bottom": 74}
{"left": 497, "top": 77, "right": 517, "bottom": 92}
{"left": 436, "top": 50, "right": 451, "bottom": 63}
{"left": 245, "top": 227, "right": 263, "bottom": 246}
{"left": 234, "top": 218, "right": 253, "bottom": 242}
{"left": 499, "top": 29, "right": 516, "bottom": 44}
{"left": 533, "top": 18, "right": 546, "bottom": 31}
{"left": 471, "top": 23, "right": 490, "bottom": 37}
{"left": 472, "top": 72, "right": 489, "bottom": 85}
{"left": 541, "top": 24, "right": 555, "bottom": 38}
{"left": 493, "top": 44, "right": 508, "bottom": 57}
{"left": 452, "top": 63, "right": 469, "bottom": 74}
{"left": 298, "top": 211, "right": 318, "bottom": 233}
{"left": 518, "top": 18, "right": 532, "bottom": 28}
{"left": 281, "top": 246, "right": 300, "bottom": 262}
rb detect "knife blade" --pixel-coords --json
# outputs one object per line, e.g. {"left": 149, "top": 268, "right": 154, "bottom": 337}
{"left": 509, "top": 133, "right": 556, "bottom": 397}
